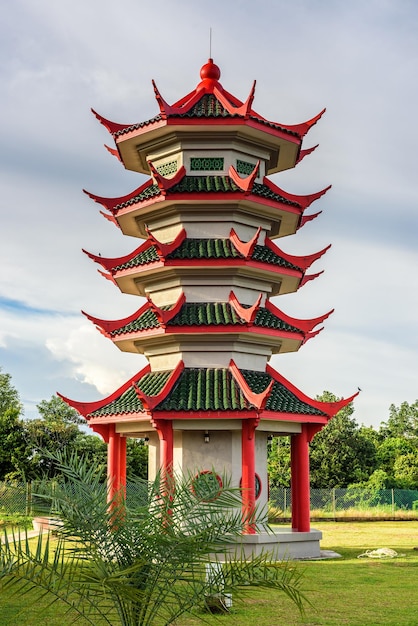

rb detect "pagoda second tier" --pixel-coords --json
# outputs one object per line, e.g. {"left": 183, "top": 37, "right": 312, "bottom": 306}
{"left": 84, "top": 230, "right": 329, "bottom": 306}
{"left": 85, "top": 171, "right": 329, "bottom": 240}
{"left": 83, "top": 293, "right": 333, "bottom": 371}
{"left": 93, "top": 58, "right": 324, "bottom": 177}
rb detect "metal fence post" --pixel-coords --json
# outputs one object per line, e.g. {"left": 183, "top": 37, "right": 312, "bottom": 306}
{"left": 26, "top": 482, "right": 32, "bottom": 517}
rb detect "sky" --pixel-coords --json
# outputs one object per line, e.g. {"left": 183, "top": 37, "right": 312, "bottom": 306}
{"left": 1, "top": 0, "right": 417, "bottom": 429}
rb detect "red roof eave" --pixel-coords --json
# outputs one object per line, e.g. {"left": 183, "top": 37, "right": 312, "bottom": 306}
{"left": 114, "top": 117, "right": 167, "bottom": 144}
{"left": 157, "top": 116, "right": 303, "bottom": 146}
{"left": 109, "top": 185, "right": 305, "bottom": 219}
{"left": 84, "top": 177, "right": 159, "bottom": 213}
{"left": 266, "top": 363, "right": 359, "bottom": 418}
{"left": 163, "top": 257, "right": 304, "bottom": 278}
{"left": 82, "top": 300, "right": 151, "bottom": 334}
{"left": 150, "top": 409, "right": 329, "bottom": 424}
{"left": 265, "top": 300, "right": 334, "bottom": 333}
{"left": 86, "top": 408, "right": 329, "bottom": 425}
{"left": 58, "top": 363, "right": 151, "bottom": 418}
{"left": 83, "top": 238, "right": 154, "bottom": 272}
{"left": 110, "top": 324, "right": 305, "bottom": 342}
{"left": 265, "top": 238, "right": 331, "bottom": 272}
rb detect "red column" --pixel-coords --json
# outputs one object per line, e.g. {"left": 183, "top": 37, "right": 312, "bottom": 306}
{"left": 153, "top": 419, "right": 174, "bottom": 480}
{"left": 107, "top": 426, "right": 127, "bottom": 503}
{"left": 241, "top": 418, "right": 257, "bottom": 534}
{"left": 119, "top": 435, "right": 127, "bottom": 493}
{"left": 107, "top": 423, "right": 119, "bottom": 503}
{"left": 290, "top": 435, "right": 299, "bottom": 530}
{"left": 290, "top": 425, "right": 311, "bottom": 532}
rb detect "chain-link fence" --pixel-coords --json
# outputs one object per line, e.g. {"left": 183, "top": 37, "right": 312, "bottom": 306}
{"left": 0, "top": 482, "right": 31, "bottom": 516}
{"left": 1, "top": 481, "right": 418, "bottom": 519}
{"left": 269, "top": 486, "right": 418, "bottom": 519}
{"left": 0, "top": 480, "right": 150, "bottom": 518}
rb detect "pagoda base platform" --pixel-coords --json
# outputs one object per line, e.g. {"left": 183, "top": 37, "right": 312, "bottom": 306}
{"left": 235, "top": 528, "right": 323, "bottom": 560}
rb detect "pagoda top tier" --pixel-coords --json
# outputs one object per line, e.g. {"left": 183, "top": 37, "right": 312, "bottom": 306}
{"left": 93, "top": 59, "right": 324, "bottom": 176}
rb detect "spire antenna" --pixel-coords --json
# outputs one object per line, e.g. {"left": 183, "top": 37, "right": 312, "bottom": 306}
{"left": 209, "top": 27, "right": 212, "bottom": 58}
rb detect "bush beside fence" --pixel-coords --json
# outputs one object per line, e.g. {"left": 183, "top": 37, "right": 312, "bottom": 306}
{"left": 1, "top": 482, "right": 418, "bottom": 520}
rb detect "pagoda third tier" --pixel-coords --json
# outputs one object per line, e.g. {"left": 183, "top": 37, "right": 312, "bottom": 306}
{"left": 84, "top": 230, "right": 329, "bottom": 307}
{"left": 83, "top": 295, "right": 332, "bottom": 372}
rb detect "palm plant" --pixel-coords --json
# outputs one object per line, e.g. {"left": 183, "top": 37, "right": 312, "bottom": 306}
{"left": 0, "top": 451, "right": 306, "bottom": 625}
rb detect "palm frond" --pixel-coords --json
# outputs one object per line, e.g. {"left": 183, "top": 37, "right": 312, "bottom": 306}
{"left": 0, "top": 449, "right": 308, "bottom": 625}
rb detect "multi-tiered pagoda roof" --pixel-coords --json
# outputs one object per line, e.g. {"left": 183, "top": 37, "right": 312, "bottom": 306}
{"left": 62, "top": 58, "right": 355, "bottom": 435}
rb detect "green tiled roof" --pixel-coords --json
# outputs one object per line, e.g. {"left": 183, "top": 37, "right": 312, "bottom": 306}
{"left": 89, "top": 370, "right": 171, "bottom": 417}
{"left": 113, "top": 246, "right": 160, "bottom": 271}
{"left": 251, "top": 245, "right": 301, "bottom": 270}
{"left": 240, "top": 370, "right": 326, "bottom": 415}
{"left": 252, "top": 182, "right": 300, "bottom": 207}
{"left": 166, "top": 238, "right": 301, "bottom": 271}
{"left": 114, "top": 184, "right": 161, "bottom": 210}
{"left": 112, "top": 95, "right": 299, "bottom": 138}
{"left": 169, "top": 302, "right": 243, "bottom": 326}
{"left": 157, "top": 368, "right": 326, "bottom": 415}
{"left": 113, "top": 176, "right": 299, "bottom": 210}
{"left": 167, "top": 238, "right": 242, "bottom": 260}
{"left": 158, "top": 368, "right": 250, "bottom": 411}
{"left": 169, "top": 303, "right": 300, "bottom": 332}
{"left": 170, "top": 92, "right": 300, "bottom": 136}
{"left": 109, "top": 303, "right": 301, "bottom": 336}
{"left": 249, "top": 115, "right": 299, "bottom": 138}
{"left": 170, "top": 175, "right": 240, "bottom": 194}
{"left": 111, "top": 239, "right": 300, "bottom": 272}
{"left": 113, "top": 115, "right": 162, "bottom": 138}
{"left": 173, "top": 94, "right": 238, "bottom": 119}
{"left": 110, "top": 308, "right": 162, "bottom": 336}
{"left": 88, "top": 368, "right": 327, "bottom": 417}
{"left": 254, "top": 307, "right": 300, "bottom": 332}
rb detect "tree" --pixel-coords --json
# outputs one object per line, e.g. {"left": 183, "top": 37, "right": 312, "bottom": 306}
{"left": 0, "top": 368, "right": 22, "bottom": 417}
{"left": 392, "top": 453, "right": 418, "bottom": 490}
{"left": 376, "top": 436, "right": 416, "bottom": 474}
{"left": 309, "top": 392, "right": 377, "bottom": 488}
{"left": 25, "top": 395, "right": 84, "bottom": 477}
{"left": 26, "top": 396, "right": 148, "bottom": 480}
{"left": 0, "top": 406, "right": 30, "bottom": 480}
{"left": 0, "top": 369, "right": 30, "bottom": 479}
{"left": 268, "top": 437, "right": 290, "bottom": 488}
{"left": 0, "top": 451, "right": 307, "bottom": 625}
{"left": 379, "top": 400, "right": 418, "bottom": 439}
{"left": 127, "top": 438, "right": 148, "bottom": 479}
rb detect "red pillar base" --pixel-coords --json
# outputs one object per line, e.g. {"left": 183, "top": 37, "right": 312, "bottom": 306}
{"left": 290, "top": 425, "right": 310, "bottom": 533}
{"left": 241, "top": 418, "right": 257, "bottom": 534}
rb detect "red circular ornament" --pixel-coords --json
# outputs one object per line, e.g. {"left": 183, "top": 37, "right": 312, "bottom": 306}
{"left": 200, "top": 58, "right": 221, "bottom": 82}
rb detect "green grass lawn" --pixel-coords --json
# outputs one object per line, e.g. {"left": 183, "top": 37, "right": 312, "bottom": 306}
{"left": 1, "top": 521, "right": 417, "bottom": 626}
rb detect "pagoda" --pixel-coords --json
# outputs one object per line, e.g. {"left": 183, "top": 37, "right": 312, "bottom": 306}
{"left": 61, "top": 59, "right": 356, "bottom": 558}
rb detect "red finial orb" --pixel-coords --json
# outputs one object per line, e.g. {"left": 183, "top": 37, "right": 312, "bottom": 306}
{"left": 200, "top": 58, "right": 221, "bottom": 82}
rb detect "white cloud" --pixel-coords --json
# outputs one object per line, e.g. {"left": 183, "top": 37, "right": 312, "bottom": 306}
{"left": 46, "top": 323, "right": 142, "bottom": 396}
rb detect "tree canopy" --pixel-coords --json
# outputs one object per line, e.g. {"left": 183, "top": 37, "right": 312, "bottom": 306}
{"left": 0, "top": 369, "right": 148, "bottom": 481}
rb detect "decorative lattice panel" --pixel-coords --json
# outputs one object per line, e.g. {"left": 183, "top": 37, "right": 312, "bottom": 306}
{"left": 190, "top": 157, "right": 224, "bottom": 171}
{"left": 236, "top": 159, "right": 259, "bottom": 176}
{"left": 156, "top": 160, "right": 178, "bottom": 176}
